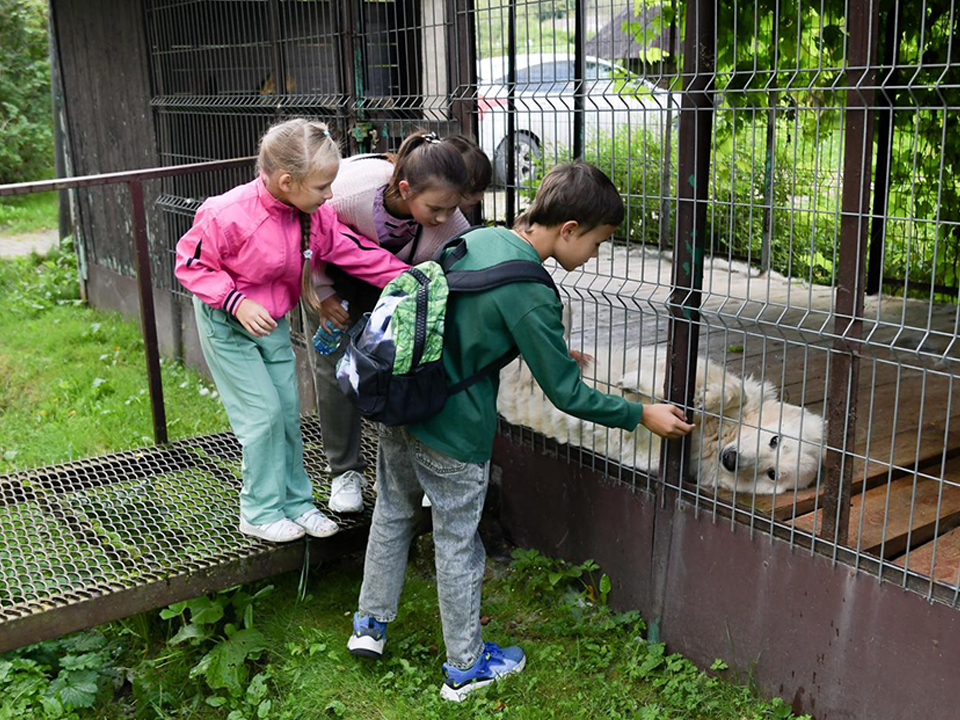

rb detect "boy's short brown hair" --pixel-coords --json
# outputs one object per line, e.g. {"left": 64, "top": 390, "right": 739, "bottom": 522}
{"left": 516, "top": 162, "right": 624, "bottom": 232}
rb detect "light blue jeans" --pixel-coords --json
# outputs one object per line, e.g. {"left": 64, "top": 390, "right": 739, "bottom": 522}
{"left": 358, "top": 424, "right": 488, "bottom": 669}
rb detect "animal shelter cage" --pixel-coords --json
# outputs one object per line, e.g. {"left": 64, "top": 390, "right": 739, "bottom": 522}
{"left": 7, "top": 0, "right": 960, "bottom": 713}
{"left": 477, "top": 0, "right": 960, "bottom": 610}
{"left": 42, "top": 0, "right": 960, "bottom": 608}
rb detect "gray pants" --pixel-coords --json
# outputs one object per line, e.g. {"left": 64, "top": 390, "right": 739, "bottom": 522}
{"left": 311, "top": 281, "right": 380, "bottom": 475}
{"left": 358, "top": 425, "right": 488, "bottom": 669}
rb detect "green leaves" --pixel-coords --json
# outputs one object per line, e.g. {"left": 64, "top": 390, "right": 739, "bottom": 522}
{"left": 193, "top": 628, "right": 267, "bottom": 696}
{"left": 0, "top": 0, "right": 54, "bottom": 183}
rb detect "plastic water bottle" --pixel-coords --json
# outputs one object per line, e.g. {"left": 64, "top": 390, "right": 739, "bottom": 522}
{"left": 312, "top": 300, "right": 350, "bottom": 355}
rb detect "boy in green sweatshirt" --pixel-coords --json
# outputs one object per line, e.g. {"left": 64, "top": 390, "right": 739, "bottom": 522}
{"left": 347, "top": 162, "right": 694, "bottom": 701}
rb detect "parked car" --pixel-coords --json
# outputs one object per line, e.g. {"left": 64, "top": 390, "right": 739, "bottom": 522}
{"left": 477, "top": 53, "right": 680, "bottom": 187}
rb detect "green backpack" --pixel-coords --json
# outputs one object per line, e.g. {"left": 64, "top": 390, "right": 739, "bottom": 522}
{"left": 335, "top": 231, "right": 559, "bottom": 426}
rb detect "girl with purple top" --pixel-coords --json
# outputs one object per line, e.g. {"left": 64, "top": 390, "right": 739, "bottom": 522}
{"left": 312, "top": 131, "right": 491, "bottom": 513}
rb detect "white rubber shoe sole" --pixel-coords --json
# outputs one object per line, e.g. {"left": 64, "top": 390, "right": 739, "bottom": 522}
{"left": 347, "top": 632, "right": 386, "bottom": 659}
{"left": 239, "top": 517, "right": 305, "bottom": 543}
{"left": 440, "top": 655, "right": 527, "bottom": 702}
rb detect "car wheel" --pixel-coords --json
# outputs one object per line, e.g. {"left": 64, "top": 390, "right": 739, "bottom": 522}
{"left": 494, "top": 134, "right": 543, "bottom": 189}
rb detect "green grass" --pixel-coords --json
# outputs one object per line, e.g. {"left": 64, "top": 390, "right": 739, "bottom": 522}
{"left": 0, "top": 191, "right": 59, "bottom": 234}
{"left": 0, "top": 241, "right": 229, "bottom": 473}
{"left": 0, "top": 245, "right": 809, "bottom": 720}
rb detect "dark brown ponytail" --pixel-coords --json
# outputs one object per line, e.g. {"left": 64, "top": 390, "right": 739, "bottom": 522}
{"left": 385, "top": 129, "right": 468, "bottom": 203}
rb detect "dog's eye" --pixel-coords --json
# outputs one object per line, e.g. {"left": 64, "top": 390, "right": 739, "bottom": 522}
{"left": 769, "top": 436, "right": 779, "bottom": 449}
{"left": 767, "top": 469, "right": 776, "bottom": 480}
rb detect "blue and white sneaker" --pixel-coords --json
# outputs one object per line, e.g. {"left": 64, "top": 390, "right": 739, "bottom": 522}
{"left": 440, "top": 642, "right": 526, "bottom": 702}
{"left": 347, "top": 612, "right": 388, "bottom": 659}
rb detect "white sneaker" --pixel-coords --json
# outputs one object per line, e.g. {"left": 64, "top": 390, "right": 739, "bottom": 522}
{"left": 293, "top": 508, "right": 339, "bottom": 538}
{"left": 329, "top": 470, "right": 365, "bottom": 513}
{"left": 239, "top": 516, "right": 305, "bottom": 543}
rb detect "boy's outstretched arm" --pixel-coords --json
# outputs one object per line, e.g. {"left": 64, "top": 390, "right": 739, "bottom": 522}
{"left": 509, "top": 302, "right": 695, "bottom": 438}
{"left": 509, "top": 303, "right": 642, "bottom": 430}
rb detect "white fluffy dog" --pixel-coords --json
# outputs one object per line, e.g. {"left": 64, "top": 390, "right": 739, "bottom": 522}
{"left": 498, "top": 345, "right": 825, "bottom": 494}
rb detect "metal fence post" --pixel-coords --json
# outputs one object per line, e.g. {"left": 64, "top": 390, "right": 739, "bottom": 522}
{"left": 128, "top": 180, "right": 168, "bottom": 445}
{"left": 573, "top": 0, "right": 585, "bottom": 160}
{"left": 821, "top": 0, "right": 881, "bottom": 544}
{"left": 662, "top": 0, "right": 715, "bottom": 487}
{"left": 866, "top": 3, "right": 902, "bottom": 296}
{"left": 505, "top": 0, "right": 517, "bottom": 226}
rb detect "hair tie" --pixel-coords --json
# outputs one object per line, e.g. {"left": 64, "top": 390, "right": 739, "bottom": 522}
{"left": 322, "top": 128, "right": 331, "bottom": 138}
{"left": 421, "top": 131, "right": 440, "bottom": 145}
{"left": 303, "top": 249, "right": 313, "bottom": 259}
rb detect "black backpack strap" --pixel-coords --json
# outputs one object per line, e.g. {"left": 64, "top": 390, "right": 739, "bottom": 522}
{"left": 432, "top": 225, "right": 488, "bottom": 268}
{"left": 435, "top": 227, "right": 562, "bottom": 396}
{"left": 445, "top": 262, "right": 561, "bottom": 396}
{"left": 448, "top": 347, "right": 520, "bottom": 394}
{"left": 445, "top": 260, "right": 560, "bottom": 300}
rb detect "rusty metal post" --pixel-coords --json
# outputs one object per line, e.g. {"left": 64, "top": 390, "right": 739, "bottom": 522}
{"left": 128, "top": 180, "right": 168, "bottom": 445}
{"left": 448, "top": 0, "right": 480, "bottom": 224}
{"left": 866, "top": 3, "right": 902, "bottom": 296}
{"left": 505, "top": 0, "right": 517, "bottom": 226}
{"left": 448, "top": 0, "right": 478, "bottom": 139}
{"left": 662, "top": 0, "right": 715, "bottom": 486}
{"left": 821, "top": 0, "right": 881, "bottom": 544}
{"left": 573, "top": 0, "right": 585, "bottom": 160}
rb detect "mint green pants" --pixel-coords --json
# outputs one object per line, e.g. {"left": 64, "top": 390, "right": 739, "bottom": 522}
{"left": 193, "top": 297, "right": 316, "bottom": 525}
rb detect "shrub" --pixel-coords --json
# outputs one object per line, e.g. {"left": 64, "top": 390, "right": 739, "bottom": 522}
{"left": 0, "top": 0, "right": 54, "bottom": 183}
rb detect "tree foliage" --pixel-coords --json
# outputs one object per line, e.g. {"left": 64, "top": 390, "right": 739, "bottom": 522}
{"left": 0, "top": 0, "right": 54, "bottom": 184}
{"left": 625, "top": 0, "right": 960, "bottom": 293}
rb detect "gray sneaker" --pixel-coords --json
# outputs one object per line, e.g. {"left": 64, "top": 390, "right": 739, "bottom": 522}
{"left": 328, "top": 470, "right": 364, "bottom": 513}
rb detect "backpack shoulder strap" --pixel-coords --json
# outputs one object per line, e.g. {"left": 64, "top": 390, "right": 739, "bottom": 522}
{"left": 447, "top": 347, "right": 521, "bottom": 395}
{"left": 432, "top": 225, "right": 488, "bottom": 267}
{"left": 444, "top": 260, "right": 559, "bottom": 300}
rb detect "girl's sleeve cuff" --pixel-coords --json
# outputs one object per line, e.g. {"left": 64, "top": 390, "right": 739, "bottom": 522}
{"left": 223, "top": 289, "right": 246, "bottom": 316}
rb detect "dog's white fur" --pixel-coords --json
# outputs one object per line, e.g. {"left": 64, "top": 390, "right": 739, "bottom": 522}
{"left": 498, "top": 345, "right": 825, "bottom": 494}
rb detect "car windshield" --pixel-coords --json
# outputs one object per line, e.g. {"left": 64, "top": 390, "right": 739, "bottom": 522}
{"left": 487, "top": 58, "right": 659, "bottom": 98}
{"left": 493, "top": 61, "right": 573, "bottom": 87}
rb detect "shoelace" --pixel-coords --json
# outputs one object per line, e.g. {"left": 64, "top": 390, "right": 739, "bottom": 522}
{"left": 482, "top": 642, "right": 504, "bottom": 662}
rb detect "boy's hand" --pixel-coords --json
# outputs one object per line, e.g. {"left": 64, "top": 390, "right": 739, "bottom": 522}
{"left": 319, "top": 293, "right": 349, "bottom": 331}
{"left": 640, "top": 403, "right": 695, "bottom": 439}
{"left": 236, "top": 298, "right": 277, "bottom": 337}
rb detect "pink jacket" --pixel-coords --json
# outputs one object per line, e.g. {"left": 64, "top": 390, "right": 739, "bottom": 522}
{"left": 175, "top": 176, "right": 409, "bottom": 319}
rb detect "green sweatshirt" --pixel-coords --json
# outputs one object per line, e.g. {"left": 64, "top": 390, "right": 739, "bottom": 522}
{"left": 408, "top": 226, "right": 644, "bottom": 463}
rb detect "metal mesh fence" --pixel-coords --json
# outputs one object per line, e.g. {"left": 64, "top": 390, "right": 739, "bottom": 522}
{"left": 57, "top": 0, "right": 960, "bottom": 609}
{"left": 483, "top": 0, "right": 960, "bottom": 608}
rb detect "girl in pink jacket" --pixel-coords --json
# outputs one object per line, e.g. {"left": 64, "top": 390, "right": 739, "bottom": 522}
{"left": 175, "top": 119, "right": 409, "bottom": 543}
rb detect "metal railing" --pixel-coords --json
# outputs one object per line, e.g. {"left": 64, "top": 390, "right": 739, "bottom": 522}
{"left": 0, "top": 157, "right": 255, "bottom": 445}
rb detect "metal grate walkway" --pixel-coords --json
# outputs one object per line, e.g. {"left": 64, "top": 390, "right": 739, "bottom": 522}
{"left": 0, "top": 417, "right": 376, "bottom": 653}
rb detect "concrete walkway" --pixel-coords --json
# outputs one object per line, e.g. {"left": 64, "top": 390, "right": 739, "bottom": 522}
{"left": 0, "top": 229, "right": 60, "bottom": 259}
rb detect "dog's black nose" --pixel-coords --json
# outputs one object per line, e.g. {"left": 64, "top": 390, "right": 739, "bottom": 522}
{"left": 721, "top": 448, "right": 738, "bottom": 472}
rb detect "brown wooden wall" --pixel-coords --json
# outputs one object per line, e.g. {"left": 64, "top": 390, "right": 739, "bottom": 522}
{"left": 51, "top": 0, "right": 162, "bottom": 276}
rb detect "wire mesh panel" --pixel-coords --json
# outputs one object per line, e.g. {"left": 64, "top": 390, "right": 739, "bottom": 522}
{"left": 47, "top": 0, "right": 960, "bottom": 609}
{"left": 482, "top": 0, "right": 960, "bottom": 608}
